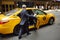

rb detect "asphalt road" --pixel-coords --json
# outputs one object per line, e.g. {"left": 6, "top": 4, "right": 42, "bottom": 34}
{"left": 0, "top": 10, "right": 60, "bottom": 40}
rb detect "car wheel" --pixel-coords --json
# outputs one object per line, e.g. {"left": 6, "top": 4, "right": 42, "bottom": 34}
{"left": 13, "top": 24, "right": 20, "bottom": 35}
{"left": 48, "top": 18, "right": 54, "bottom": 25}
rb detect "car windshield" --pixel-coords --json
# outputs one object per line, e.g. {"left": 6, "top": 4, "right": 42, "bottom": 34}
{"left": 4, "top": 9, "right": 19, "bottom": 16}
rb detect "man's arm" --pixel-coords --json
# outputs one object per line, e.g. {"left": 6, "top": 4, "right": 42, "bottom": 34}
{"left": 25, "top": 12, "right": 36, "bottom": 18}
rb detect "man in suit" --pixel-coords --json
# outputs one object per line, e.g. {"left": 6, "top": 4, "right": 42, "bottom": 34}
{"left": 18, "top": 4, "right": 36, "bottom": 39}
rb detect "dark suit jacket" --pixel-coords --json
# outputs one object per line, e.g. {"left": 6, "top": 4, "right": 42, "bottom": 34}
{"left": 18, "top": 9, "right": 35, "bottom": 26}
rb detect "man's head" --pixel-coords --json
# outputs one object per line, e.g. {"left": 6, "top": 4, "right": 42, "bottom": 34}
{"left": 22, "top": 4, "right": 26, "bottom": 9}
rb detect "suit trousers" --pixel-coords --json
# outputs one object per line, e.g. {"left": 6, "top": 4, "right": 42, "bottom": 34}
{"left": 18, "top": 22, "right": 29, "bottom": 37}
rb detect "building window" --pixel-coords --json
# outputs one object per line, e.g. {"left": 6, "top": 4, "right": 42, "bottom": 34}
{"left": 13, "top": 5, "right": 14, "bottom": 9}
{"left": 10, "top": 5, "right": 12, "bottom": 10}
{"left": 2, "top": 5, "right": 5, "bottom": 12}
{"left": 10, "top": 5, "right": 14, "bottom": 10}
{"left": 6, "top": 5, "right": 8, "bottom": 11}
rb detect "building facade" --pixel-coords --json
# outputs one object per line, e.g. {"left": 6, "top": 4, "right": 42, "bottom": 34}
{"left": 0, "top": 0, "right": 60, "bottom": 13}
{"left": 15, "top": 0, "right": 60, "bottom": 9}
{"left": 0, "top": 0, "right": 15, "bottom": 13}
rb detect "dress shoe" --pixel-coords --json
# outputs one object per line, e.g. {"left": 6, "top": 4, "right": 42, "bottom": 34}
{"left": 27, "top": 33, "right": 31, "bottom": 36}
{"left": 18, "top": 36, "right": 22, "bottom": 39}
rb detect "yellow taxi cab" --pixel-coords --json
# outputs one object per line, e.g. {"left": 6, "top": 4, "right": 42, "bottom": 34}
{"left": 0, "top": 8, "right": 55, "bottom": 34}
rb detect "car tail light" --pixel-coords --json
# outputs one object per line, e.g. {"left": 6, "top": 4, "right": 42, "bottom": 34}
{"left": 0, "top": 21, "right": 8, "bottom": 24}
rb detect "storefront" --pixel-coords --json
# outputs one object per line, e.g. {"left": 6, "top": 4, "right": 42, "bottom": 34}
{"left": 0, "top": 0, "right": 60, "bottom": 13}
{"left": 0, "top": 0, "right": 15, "bottom": 13}
{"left": 15, "top": 0, "right": 60, "bottom": 9}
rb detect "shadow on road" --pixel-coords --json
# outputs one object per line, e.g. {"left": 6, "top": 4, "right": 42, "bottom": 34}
{"left": 39, "top": 24, "right": 54, "bottom": 29}
{"left": 0, "top": 24, "right": 55, "bottom": 40}
{"left": 0, "top": 34, "right": 15, "bottom": 38}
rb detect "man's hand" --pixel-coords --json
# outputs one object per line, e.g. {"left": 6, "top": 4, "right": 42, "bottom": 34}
{"left": 34, "top": 14, "right": 37, "bottom": 16}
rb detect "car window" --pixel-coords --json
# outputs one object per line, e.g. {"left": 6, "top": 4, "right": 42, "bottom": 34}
{"left": 4, "top": 8, "right": 19, "bottom": 16}
{"left": 17, "top": 10, "right": 34, "bottom": 17}
{"left": 33, "top": 9, "right": 45, "bottom": 15}
{"left": 27, "top": 10, "right": 34, "bottom": 15}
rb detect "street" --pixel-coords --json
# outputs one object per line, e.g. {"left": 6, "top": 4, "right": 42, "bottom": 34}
{"left": 0, "top": 10, "right": 60, "bottom": 40}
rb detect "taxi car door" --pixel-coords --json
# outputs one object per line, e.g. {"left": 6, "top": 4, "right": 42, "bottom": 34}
{"left": 33, "top": 9, "right": 48, "bottom": 26}
{"left": 26, "top": 10, "right": 37, "bottom": 28}
{"left": 26, "top": 10, "right": 35, "bottom": 25}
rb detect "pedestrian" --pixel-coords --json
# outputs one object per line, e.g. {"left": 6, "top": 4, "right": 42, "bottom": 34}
{"left": 18, "top": 4, "right": 36, "bottom": 39}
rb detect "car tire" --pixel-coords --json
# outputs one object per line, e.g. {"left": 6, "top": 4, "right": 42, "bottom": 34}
{"left": 13, "top": 24, "right": 20, "bottom": 35}
{"left": 48, "top": 18, "right": 54, "bottom": 25}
